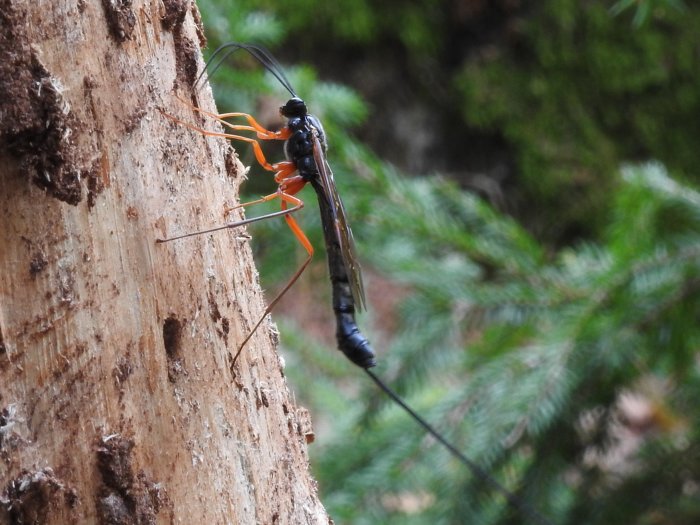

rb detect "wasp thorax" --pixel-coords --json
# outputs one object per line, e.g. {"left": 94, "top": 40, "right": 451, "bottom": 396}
{"left": 280, "top": 97, "right": 307, "bottom": 118}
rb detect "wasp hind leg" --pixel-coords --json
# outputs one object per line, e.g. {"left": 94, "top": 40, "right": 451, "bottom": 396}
{"left": 230, "top": 179, "right": 314, "bottom": 369}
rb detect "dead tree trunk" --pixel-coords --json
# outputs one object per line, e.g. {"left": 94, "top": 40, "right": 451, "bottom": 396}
{"left": 0, "top": 1, "right": 327, "bottom": 523}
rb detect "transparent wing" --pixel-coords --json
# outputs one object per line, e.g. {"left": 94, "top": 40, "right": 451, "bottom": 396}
{"left": 311, "top": 132, "right": 367, "bottom": 311}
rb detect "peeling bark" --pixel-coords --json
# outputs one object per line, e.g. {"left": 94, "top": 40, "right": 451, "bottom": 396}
{"left": 0, "top": 1, "right": 328, "bottom": 523}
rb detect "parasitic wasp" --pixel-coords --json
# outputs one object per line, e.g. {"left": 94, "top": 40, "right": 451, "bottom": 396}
{"left": 157, "top": 42, "right": 554, "bottom": 525}
{"left": 158, "top": 42, "right": 375, "bottom": 370}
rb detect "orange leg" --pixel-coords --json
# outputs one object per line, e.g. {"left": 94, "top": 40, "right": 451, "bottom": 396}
{"left": 273, "top": 162, "right": 298, "bottom": 184}
{"left": 161, "top": 109, "right": 284, "bottom": 172}
{"left": 231, "top": 181, "right": 314, "bottom": 367}
{"left": 223, "top": 163, "right": 299, "bottom": 218}
{"left": 278, "top": 176, "right": 313, "bottom": 254}
{"left": 227, "top": 175, "right": 311, "bottom": 254}
{"left": 156, "top": 188, "right": 306, "bottom": 243}
{"left": 216, "top": 112, "right": 291, "bottom": 140}
{"left": 194, "top": 108, "right": 291, "bottom": 141}
{"left": 174, "top": 94, "right": 291, "bottom": 141}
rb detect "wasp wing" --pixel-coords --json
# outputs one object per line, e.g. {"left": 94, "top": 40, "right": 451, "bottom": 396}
{"left": 311, "top": 132, "right": 367, "bottom": 311}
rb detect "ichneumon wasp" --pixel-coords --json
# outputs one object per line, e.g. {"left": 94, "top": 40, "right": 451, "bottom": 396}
{"left": 158, "top": 42, "right": 376, "bottom": 369}
{"left": 157, "top": 42, "right": 553, "bottom": 525}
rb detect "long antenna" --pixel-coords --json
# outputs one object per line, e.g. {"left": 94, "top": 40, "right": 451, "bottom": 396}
{"left": 196, "top": 42, "right": 297, "bottom": 98}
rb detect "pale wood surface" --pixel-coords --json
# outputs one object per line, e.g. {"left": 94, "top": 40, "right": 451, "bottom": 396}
{"left": 0, "top": 1, "right": 327, "bottom": 523}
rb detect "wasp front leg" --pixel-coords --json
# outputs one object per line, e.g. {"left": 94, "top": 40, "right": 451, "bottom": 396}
{"left": 174, "top": 95, "right": 292, "bottom": 140}
{"left": 217, "top": 111, "right": 292, "bottom": 141}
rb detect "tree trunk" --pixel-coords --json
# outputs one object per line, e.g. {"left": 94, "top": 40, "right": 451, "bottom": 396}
{"left": 0, "top": 1, "right": 327, "bottom": 523}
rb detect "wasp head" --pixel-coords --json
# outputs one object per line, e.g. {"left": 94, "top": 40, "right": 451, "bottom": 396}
{"left": 280, "top": 97, "right": 307, "bottom": 118}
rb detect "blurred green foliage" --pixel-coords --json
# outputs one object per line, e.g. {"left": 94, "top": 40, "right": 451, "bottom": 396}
{"left": 200, "top": 0, "right": 699, "bottom": 244}
{"left": 457, "top": 0, "right": 699, "bottom": 240}
{"left": 193, "top": 1, "right": 700, "bottom": 523}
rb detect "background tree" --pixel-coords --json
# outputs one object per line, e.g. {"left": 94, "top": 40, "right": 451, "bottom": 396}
{"left": 194, "top": 1, "right": 700, "bottom": 523}
{"left": 0, "top": 1, "right": 326, "bottom": 523}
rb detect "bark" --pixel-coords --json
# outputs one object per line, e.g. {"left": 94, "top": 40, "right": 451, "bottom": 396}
{"left": 0, "top": 1, "right": 327, "bottom": 523}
